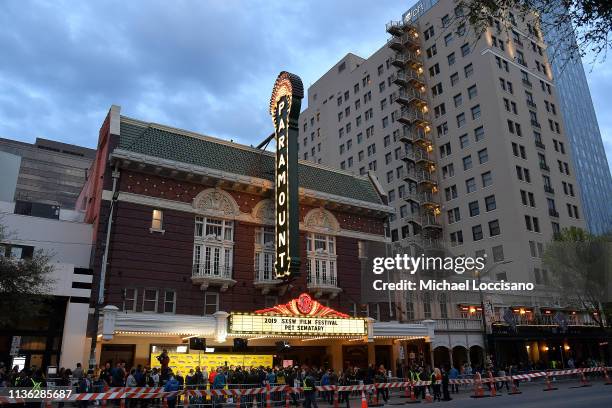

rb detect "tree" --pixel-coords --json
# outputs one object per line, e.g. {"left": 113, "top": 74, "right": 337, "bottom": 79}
{"left": 542, "top": 227, "right": 611, "bottom": 329}
{"left": 457, "top": 0, "right": 612, "bottom": 65}
{"left": 0, "top": 222, "right": 55, "bottom": 327}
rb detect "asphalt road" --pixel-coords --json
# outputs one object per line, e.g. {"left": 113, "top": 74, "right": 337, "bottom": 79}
{"left": 432, "top": 384, "right": 612, "bottom": 407}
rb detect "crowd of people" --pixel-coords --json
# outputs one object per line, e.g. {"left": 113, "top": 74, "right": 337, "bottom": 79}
{"left": 1, "top": 355, "right": 609, "bottom": 406}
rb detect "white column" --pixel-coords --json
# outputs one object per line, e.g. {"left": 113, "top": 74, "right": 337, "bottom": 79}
{"left": 214, "top": 311, "right": 229, "bottom": 342}
{"left": 60, "top": 302, "right": 89, "bottom": 369}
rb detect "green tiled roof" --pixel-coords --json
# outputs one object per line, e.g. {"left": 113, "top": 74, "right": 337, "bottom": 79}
{"left": 118, "top": 117, "right": 384, "bottom": 206}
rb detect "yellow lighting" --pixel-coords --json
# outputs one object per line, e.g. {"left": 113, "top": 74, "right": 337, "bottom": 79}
{"left": 519, "top": 308, "right": 526, "bottom": 315}
{"left": 526, "top": 345, "right": 530, "bottom": 349}
{"left": 417, "top": 67, "right": 423, "bottom": 74}
{"left": 543, "top": 346, "right": 549, "bottom": 351}
{"left": 422, "top": 105, "right": 429, "bottom": 113}
{"left": 424, "top": 126, "right": 431, "bottom": 133}
{"left": 469, "top": 307, "right": 476, "bottom": 314}
{"left": 433, "top": 207, "right": 441, "bottom": 216}
{"left": 564, "top": 345, "right": 570, "bottom": 351}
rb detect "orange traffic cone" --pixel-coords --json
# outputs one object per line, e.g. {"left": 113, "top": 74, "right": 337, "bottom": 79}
{"left": 487, "top": 371, "right": 498, "bottom": 397}
{"left": 361, "top": 390, "right": 368, "bottom": 408}
{"left": 424, "top": 386, "right": 433, "bottom": 403}
{"left": 470, "top": 373, "right": 487, "bottom": 398}
{"left": 579, "top": 370, "right": 592, "bottom": 387}
{"left": 543, "top": 372, "right": 558, "bottom": 391}
{"left": 507, "top": 377, "right": 522, "bottom": 395}
{"left": 405, "top": 382, "right": 420, "bottom": 404}
{"left": 604, "top": 366, "right": 612, "bottom": 385}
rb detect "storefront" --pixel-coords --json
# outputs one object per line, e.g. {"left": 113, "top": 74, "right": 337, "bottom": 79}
{"left": 98, "top": 293, "right": 435, "bottom": 374}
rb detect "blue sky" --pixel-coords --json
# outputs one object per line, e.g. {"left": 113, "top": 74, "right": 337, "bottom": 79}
{"left": 0, "top": 0, "right": 610, "bottom": 171}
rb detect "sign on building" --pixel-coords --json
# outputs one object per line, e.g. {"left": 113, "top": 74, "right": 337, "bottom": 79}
{"left": 269, "top": 72, "right": 304, "bottom": 279}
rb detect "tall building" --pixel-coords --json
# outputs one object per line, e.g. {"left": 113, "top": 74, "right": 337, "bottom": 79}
{"left": 0, "top": 162, "right": 93, "bottom": 370}
{"left": 0, "top": 137, "right": 95, "bottom": 210}
{"left": 80, "top": 105, "right": 437, "bottom": 371}
{"left": 299, "top": 0, "right": 605, "bottom": 366}
{"left": 542, "top": 8, "right": 612, "bottom": 235}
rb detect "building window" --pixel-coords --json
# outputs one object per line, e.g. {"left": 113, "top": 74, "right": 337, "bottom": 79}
{"left": 151, "top": 209, "right": 164, "bottom": 231}
{"left": 457, "top": 113, "right": 466, "bottom": 127}
{"left": 478, "top": 148, "right": 488, "bottom": 164}
{"left": 466, "top": 177, "right": 476, "bottom": 193}
{"left": 204, "top": 292, "right": 219, "bottom": 314}
{"left": 123, "top": 288, "right": 137, "bottom": 312}
{"left": 472, "top": 225, "right": 483, "bottom": 241}
{"left": 485, "top": 195, "right": 496, "bottom": 211}
{"left": 142, "top": 288, "right": 158, "bottom": 313}
{"left": 481, "top": 171, "right": 492, "bottom": 187}
{"left": 469, "top": 201, "right": 480, "bottom": 217}
{"left": 423, "top": 292, "right": 432, "bottom": 318}
{"left": 488, "top": 220, "right": 501, "bottom": 236}
{"left": 255, "top": 226, "right": 275, "bottom": 281}
{"left": 306, "top": 233, "right": 337, "bottom": 287}
{"left": 405, "top": 293, "right": 415, "bottom": 320}
{"left": 474, "top": 126, "right": 485, "bottom": 141}
{"left": 163, "top": 290, "right": 176, "bottom": 314}
{"left": 492, "top": 245, "right": 504, "bottom": 262}
{"left": 439, "top": 293, "right": 448, "bottom": 319}
{"left": 193, "top": 217, "right": 234, "bottom": 279}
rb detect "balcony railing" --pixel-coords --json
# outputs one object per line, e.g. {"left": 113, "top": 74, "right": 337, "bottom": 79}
{"left": 396, "top": 87, "right": 427, "bottom": 106}
{"left": 535, "top": 140, "right": 545, "bottom": 149}
{"left": 526, "top": 100, "right": 537, "bottom": 109}
{"left": 393, "top": 70, "right": 425, "bottom": 88}
{"left": 434, "top": 318, "right": 483, "bottom": 331}
{"left": 548, "top": 208, "right": 559, "bottom": 217}
{"left": 386, "top": 20, "right": 417, "bottom": 36}
{"left": 398, "top": 108, "right": 429, "bottom": 126}
{"left": 387, "top": 34, "right": 419, "bottom": 51}
{"left": 522, "top": 78, "right": 533, "bottom": 88}
{"left": 544, "top": 185, "right": 555, "bottom": 194}
{"left": 539, "top": 162, "right": 550, "bottom": 171}
{"left": 307, "top": 273, "right": 341, "bottom": 298}
{"left": 390, "top": 52, "right": 421, "bottom": 69}
{"left": 531, "top": 120, "right": 541, "bottom": 128}
{"left": 422, "top": 214, "right": 442, "bottom": 229}
{"left": 191, "top": 263, "right": 235, "bottom": 291}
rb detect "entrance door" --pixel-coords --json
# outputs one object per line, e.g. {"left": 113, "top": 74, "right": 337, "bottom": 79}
{"left": 100, "top": 344, "right": 135, "bottom": 368}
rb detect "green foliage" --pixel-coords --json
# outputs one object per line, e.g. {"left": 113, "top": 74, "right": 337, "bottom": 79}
{"left": 0, "top": 223, "right": 55, "bottom": 327}
{"left": 457, "top": 0, "right": 612, "bottom": 64}
{"left": 543, "top": 227, "right": 611, "bottom": 328}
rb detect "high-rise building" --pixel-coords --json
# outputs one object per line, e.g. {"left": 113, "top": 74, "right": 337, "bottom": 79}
{"left": 0, "top": 137, "right": 95, "bottom": 210}
{"left": 542, "top": 7, "right": 612, "bottom": 235}
{"left": 299, "top": 0, "right": 603, "bottom": 366}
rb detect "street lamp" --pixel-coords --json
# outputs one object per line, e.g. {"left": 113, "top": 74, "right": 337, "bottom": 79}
{"left": 474, "top": 259, "right": 512, "bottom": 367}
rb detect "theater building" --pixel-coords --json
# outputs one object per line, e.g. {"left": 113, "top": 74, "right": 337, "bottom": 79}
{"left": 79, "top": 105, "right": 435, "bottom": 373}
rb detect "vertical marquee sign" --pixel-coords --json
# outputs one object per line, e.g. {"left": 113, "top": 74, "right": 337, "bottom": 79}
{"left": 270, "top": 71, "right": 303, "bottom": 279}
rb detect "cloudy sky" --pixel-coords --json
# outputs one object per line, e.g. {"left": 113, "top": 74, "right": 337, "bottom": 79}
{"left": 0, "top": 0, "right": 610, "bottom": 171}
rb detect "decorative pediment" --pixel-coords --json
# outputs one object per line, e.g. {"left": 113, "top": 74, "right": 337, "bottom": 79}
{"left": 192, "top": 188, "right": 239, "bottom": 218}
{"left": 304, "top": 207, "right": 340, "bottom": 233}
{"left": 252, "top": 199, "right": 275, "bottom": 224}
{"left": 255, "top": 293, "right": 349, "bottom": 318}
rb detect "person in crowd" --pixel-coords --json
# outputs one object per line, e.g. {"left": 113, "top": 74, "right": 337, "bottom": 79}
{"left": 431, "top": 367, "right": 442, "bottom": 402}
{"left": 374, "top": 365, "right": 388, "bottom": 403}
{"left": 163, "top": 371, "right": 180, "bottom": 408}
{"left": 441, "top": 366, "right": 452, "bottom": 401}
{"left": 302, "top": 369, "right": 318, "bottom": 408}
{"left": 449, "top": 364, "right": 459, "bottom": 393}
{"left": 73, "top": 363, "right": 85, "bottom": 380}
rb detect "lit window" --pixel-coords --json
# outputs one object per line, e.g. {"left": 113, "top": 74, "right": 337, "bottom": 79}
{"left": 193, "top": 217, "right": 234, "bottom": 279}
{"left": 151, "top": 209, "right": 164, "bottom": 231}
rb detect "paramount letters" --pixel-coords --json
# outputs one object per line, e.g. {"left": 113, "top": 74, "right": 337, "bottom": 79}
{"left": 270, "top": 72, "right": 304, "bottom": 279}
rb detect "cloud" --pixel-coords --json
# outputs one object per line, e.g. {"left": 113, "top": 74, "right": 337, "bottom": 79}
{"left": 0, "top": 0, "right": 609, "bottom": 175}
{"left": 0, "top": 0, "right": 408, "bottom": 148}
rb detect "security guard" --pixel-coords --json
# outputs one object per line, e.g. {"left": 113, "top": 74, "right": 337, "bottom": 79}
{"left": 303, "top": 369, "right": 318, "bottom": 408}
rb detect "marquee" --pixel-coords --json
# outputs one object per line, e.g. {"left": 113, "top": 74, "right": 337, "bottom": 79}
{"left": 228, "top": 293, "right": 368, "bottom": 336}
